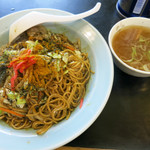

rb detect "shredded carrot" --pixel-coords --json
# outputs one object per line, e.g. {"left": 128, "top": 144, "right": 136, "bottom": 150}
{"left": 63, "top": 43, "right": 75, "bottom": 51}
{"left": 79, "top": 98, "right": 84, "bottom": 109}
{"left": 0, "top": 107, "right": 25, "bottom": 117}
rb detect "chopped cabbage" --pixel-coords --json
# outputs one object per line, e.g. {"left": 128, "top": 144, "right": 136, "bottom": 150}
{"left": 26, "top": 40, "right": 38, "bottom": 50}
{"left": 7, "top": 91, "right": 17, "bottom": 100}
{"left": 16, "top": 96, "right": 26, "bottom": 108}
{"left": 62, "top": 52, "right": 68, "bottom": 64}
{"left": 75, "top": 50, "right": 82, "bottom": 58}
{"left": 47, "top": 52, "right": 61, "bottom": 59}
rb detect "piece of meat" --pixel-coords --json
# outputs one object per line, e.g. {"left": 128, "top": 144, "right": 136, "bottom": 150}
{"left": 11, "top": 32, "right": 28, "bottom": 45}
{"left": 0, "top": 65, "right": 8, "bottom": 88}
{"left": 27, "top": 25, "right": 49, "bottom": 41}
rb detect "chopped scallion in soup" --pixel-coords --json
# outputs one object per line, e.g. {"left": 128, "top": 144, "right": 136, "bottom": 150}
{"left": 112, "top": 25, "right": 150, "bottom": 71}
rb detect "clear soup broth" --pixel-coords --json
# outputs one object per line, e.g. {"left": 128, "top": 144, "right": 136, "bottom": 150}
{"left": 112, "top": 25, "right": 150, "bottom": 71}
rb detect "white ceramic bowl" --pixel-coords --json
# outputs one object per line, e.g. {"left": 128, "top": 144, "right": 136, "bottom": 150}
{"left": 0, "top": 9, "right": 114, "bottom": 150}
{"left": 108, "top": 17, "right": 150, "bottom": 77}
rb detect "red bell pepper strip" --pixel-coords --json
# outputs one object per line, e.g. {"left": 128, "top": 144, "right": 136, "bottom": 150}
{"left": 79, "top": 98, "right": 84, "bottom": 109}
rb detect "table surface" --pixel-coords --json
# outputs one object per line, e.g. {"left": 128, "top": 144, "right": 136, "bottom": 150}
{"left": 1, "top": 0, "right": 150, "bottom": 150}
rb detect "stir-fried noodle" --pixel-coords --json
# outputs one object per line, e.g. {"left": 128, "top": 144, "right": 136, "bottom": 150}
{"left": 0, "top": 25, "right": 91, "bottom": 134}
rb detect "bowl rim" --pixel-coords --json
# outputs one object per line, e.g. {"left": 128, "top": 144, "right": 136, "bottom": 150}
{"left": 108, "top": 17, "right": 150, "bottom": 75}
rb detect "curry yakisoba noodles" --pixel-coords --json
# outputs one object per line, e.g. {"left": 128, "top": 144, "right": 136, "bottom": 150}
{"left": 0, "top": 25, "right": 91, "bottom": 135}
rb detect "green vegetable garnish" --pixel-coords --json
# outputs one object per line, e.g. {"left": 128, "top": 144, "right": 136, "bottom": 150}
{"left": 62, "top": 52, "right": 68, "bottom": 64}
{"left": 16, "top": 96, "right": 26, "bottom": 108}
{"left": 56, "top": 59, "right": 60, "bottom": 72}
{"left": 7, "top": 91, "right": 17, "bottom": 100}
{"left": 26, "top": 40, "right": 38, "bottom": 50}
{"left": 16, "top": 96, "right": 26, "bottom": 104}
{"left": 0, "top": 110, "right": 2, "bottom": 114}
{"left": 47, "top": 52, "right": 61, "bottom": 59}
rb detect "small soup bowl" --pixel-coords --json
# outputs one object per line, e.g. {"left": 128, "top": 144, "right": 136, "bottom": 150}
{"left": 108, "top": 17, "right": 150, "bottom": 77}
